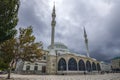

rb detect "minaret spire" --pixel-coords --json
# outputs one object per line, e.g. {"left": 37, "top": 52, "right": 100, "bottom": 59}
{"left": 83, "top": 26, "right": 90, "bottom": 57}
{"left": 51, "top": 2, "right": 56, "bottom": 49}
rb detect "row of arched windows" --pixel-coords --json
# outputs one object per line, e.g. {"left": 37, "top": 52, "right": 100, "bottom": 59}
{"left": 26, "top": 65, "right": 38, "bottom": 71}
{"left": 26, "top": 63, "right": 38, "bottom": 71}
{"left": 58, "top": 58, "right": 101, "bottom": 71}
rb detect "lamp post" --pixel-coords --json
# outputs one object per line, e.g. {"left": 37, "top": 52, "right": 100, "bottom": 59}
{"left": 55, "top": 50, "right": 58, "bottom": 75}
{"left": 61, "top": 65, "right": 63, "bottom": 75}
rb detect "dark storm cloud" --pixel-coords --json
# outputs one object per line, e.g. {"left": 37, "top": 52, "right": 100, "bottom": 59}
{"left": 17, "top": 0, "right": 52, "bottom": 47}
{"left": 89, "top": 0, "right": 120, "bottom": 61}
{"left": 17, "top": 0, "right": 120, "bottom": 62}
{"left": 90, "top": 49, "right": 110, "bottom": 61}
{"left": 18, "top": 0, "right": 48, "bottom": 33}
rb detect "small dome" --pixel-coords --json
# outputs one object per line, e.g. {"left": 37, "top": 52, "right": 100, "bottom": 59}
{"left": 48, "top": 42, "right": 69, "bottom": 51}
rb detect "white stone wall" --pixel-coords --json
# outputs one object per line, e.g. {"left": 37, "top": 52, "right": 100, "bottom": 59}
{"left": 23, "top": 61, "right": 46, "bottom": 71}
{"left": 100, "top": 62, "right": 111, "bottom": 71}
{"left": 111, "top": 59, "right": 120, "bottom": 69}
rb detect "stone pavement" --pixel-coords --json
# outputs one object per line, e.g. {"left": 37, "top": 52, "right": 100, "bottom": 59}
{"left": 0, "top": 73, "right": 120, "bottom": 80}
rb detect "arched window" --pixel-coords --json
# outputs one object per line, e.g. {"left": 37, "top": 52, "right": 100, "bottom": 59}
{"left": 34, "top": 66, "right": 38, "bottom": 71}
{"left": 34, "top": 64, "right": 38, "bottom": 71}
{"left": 68, "top": 58, "right": 77, "bottom": 71}
{"left": 92, "top": 62, "right": 96, "bottom": 71}
{"left": 26, "top": 65, "right": 30, "bottom": 71}
{"left": 42, "top": 66, "right": 46, "bottom": 73}
{"left": 58, "top": 58, "right": 66, "bottom": 71}
{"left": 97, "top": 63, "right": 101, "bottom": 71}
{"left": 78, "top": 59, "right": 85, "bottom": 71}
{"left": 86, "top": 60, "right": 91, "bottom": 72}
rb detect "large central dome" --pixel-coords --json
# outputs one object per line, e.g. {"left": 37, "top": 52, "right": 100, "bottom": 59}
{"left": 48, "top": 42, "right": 69, "bottom": 52}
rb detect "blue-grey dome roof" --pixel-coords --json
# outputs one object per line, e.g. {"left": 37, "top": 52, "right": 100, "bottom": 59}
{"left": 48, "top": 42, "right": 68, "bottom": 51}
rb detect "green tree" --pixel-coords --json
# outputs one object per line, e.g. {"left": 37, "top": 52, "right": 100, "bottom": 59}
{"left": 0, "top": 26, "right": 43, "bottom": 79}
{"left": 0, "top": 0, "right": 20, "bottom": 44}
{"left": 18, "top": 26, "right": 43, "bottom": 61}
{"left": 0, "top": 38, "right": 16, "bottom": 79}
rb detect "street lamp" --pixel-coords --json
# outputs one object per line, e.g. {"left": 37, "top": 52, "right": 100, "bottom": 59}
{"left": 60, "top": 65, "right": 63, "bottom": 75}
{"left": 55, "top": 50, "right": 58, "bottom": 75}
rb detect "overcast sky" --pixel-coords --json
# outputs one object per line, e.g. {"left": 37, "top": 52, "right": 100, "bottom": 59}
{"left": 17, "top": 0, "right": 120, "bottom": 62}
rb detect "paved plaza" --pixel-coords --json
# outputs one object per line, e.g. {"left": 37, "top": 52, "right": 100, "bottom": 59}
{"left": 0, "top": 73, "right": 120, "bottom": 80}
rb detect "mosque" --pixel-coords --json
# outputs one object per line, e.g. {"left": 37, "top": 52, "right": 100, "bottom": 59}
{"left": 15, "top": 4, "right": 101, "bottom": 75}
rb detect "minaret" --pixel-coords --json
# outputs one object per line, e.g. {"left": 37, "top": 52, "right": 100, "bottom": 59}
{"left": 51, "top": 2, "right": 56, "bottom": 49}
{"left": 84, "top": 27, "right": 90, "bottom": 57}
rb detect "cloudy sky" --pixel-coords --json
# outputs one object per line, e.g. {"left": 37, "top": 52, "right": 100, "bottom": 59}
{"left": 17, "top": 0, "right": 120, "bottom": 62}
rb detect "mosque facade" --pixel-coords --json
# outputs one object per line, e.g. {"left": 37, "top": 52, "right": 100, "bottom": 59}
{"left": 15, "top": 4, "right": 101, "bottom": 75}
